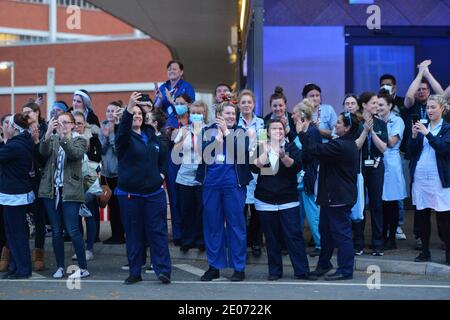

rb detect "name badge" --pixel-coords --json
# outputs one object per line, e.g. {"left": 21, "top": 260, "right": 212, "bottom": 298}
{"left": 420, "top": 119, "right": 428, "bottom": 124}
{"left": 216, "top": 154, "right": 225, "bottom": 162}
{"left": 364, "top": 159, "right": 375, "bottom": 167}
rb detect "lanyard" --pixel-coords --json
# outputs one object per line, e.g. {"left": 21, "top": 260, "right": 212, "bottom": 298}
{"left": 367, "top": 130, "right": 372, "bottom": 159}
{"left": 420, "top": 105, "right": 427, "bottom": 120}
{"left": 317, "top": 107, "right": 321, "bottom": 122}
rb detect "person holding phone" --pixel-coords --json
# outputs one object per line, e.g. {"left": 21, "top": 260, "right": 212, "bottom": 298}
{"left": 252, "top": 119, "right": 316, "bottom": 281}
{"left": 292, "top": 99, "right": 322, "bottom": 257}
{"left": 196, "top": 102, "right": 253, "bottom": 282}
{"left": 298, "top": 112, "right": 360, "bottom": 280}
{"left": 39, "top": 112, "right": 89, "bottom": 279}
{"left": 409, "top": 95, "right": 450, "bottom": 265}
{"left": 115, "top": 92, "right": 171, "bottom": 284}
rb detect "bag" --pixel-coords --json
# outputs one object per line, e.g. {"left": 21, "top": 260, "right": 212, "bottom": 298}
{"left": 79, "top": 203, "right": 92, "bottom": 217}
{"left": 96, "top": 184, "right": 112, "bottom": 208}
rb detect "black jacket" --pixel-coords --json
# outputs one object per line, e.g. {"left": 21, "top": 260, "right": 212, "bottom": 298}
{"left": 0, "top": 131, "right": 34, "bottom": 195}
{"left": 301, "top": 125, "right": 322, "bottom": 195}
{"left": 115, "top": 109, "right": 168, "bottom": 194}
{"left": 251, "top": 141, "right": 302, "bottom": 205}
{"left": 299, "top": 131, "right": 358, "bottom": 207}
{"left": 408, "top": 120, "right": 450, "bottom": 188}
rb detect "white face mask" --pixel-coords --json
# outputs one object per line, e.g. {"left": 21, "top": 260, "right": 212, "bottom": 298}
{"left": 380, "top": 84, "right": 393, "bottom": 95}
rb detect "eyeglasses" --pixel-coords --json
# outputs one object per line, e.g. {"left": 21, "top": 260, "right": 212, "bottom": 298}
{"left": 59, "top": 121, "right": 73, "bottom": 126}
{"left": 74, "top": 122, "right": 84, "bottom": 126}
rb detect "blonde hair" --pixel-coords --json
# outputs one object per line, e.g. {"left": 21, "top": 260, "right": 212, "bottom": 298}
{"left": 190, "top": 100, "right": 208, "bottom": 119}
{"left": 238, "top": 89, "right": 256, "bottom": 104}
{"left": 428, "top": 95, "right": 450, "bottom": 113}
{"left": 215, "top": 101, "right": 237, "bottom": 116}
{"left": 293, "top": 98, "right": 314, "bottom": 120}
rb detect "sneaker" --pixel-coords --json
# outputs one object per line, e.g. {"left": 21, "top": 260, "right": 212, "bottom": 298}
{"left": 309, "top": 248, "right": 321, "bottom": 257}
{"left": 145, "top": 265, "right": 154, "bottom": 274}
{"left": 53, "top": 267, "right": 65, "bottom": 279}
{"left": 354, "top": 249, "right": 364, "bottom": 256}
{"left": 124, "top": 275, "right": 142, "bottom": 285}
{"left": 200, "top": 266, "right": 220, "bottom": 281}
{"left": 85, "top": 250, "right": 94, "bottom": 261}
{"left": 395, "top": 227, "right": 407, "bottom": 240}
{"left": 230, "top": 271, "right": 245, "bottom": 282}
{"left": 372, "top": 250, "right": 384, "bottom": 256}
{"left": 414, "top": 238, "right": 423, "bottom": 251}
{"left": 71, "top": 253, "right": 77, "bottom": 261}
{"left": 68, "top": 269, "right": 90, "bottom": 279}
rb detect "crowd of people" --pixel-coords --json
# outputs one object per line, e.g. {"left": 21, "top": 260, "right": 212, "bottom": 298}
{"left": 0, "top": 59, "right": 449, "bottom": 284}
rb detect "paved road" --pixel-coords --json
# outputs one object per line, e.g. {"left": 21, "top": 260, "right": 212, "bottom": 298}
{"left": 1, "top": 252, "right": 449, "bottom": 301}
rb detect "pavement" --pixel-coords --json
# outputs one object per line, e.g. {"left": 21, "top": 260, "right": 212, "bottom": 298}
{"left": 38, "top": 209, "right": 450, "bottom": 278}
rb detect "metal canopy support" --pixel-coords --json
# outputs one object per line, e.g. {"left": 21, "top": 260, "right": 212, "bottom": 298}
{"left": 248, "top": 0, "right": 264, "bottom": 117}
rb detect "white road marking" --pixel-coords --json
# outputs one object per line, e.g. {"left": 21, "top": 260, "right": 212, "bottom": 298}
{"left": 174, "top": 264, "right": 227, "bottom": 281}
{"left": 0, "top": 279, "right": 449, "bottom": 289}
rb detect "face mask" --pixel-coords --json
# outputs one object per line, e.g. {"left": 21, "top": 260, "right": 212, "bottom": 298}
{"left": 380, "top": 84, "right": 393, "bottom": 95}
{"left": 174, "top": 104, "right": 188, "bottom": 116}
{"left": 190, "top": 114, "right": 204, "bottom": 123}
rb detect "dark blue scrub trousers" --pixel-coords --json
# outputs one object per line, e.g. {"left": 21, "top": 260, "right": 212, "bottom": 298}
{"left": 177, "top": 183, "right": 204, "bottom": 248}
{"left": 3, "top": 205, "right": 32, "bottom": 277}
{"left": 318, "top": 205, "right": 354, "bottom": 277}
{"left": 203, "top": 186, "right": 247, "bottom": 272}
{"left": 167, "top": 158, "right": 182, "bottom": 242}
{"left": 118, "top": 191, "right": 171, "bottom": 278}
{"left": 258, "top": 206, "right": 310, "bottom": 277}
{"left": 354, "top": 163, "right": 385, "bottom": 251}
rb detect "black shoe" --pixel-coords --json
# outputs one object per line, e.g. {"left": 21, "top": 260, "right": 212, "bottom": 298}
{"left": 230, "top": 271, "right": 245, "bottom": 282}
{"left": 295, "top": 273, "right": 318, "bottom": 281}
{"left": 103, "top": 238, "right": 125, "bottom": 245}
{"left": 173, "top": 239, "right": 181, "bottom": 247}
{"left": 325, "top": 272, "right": 353, "bottom": 281}
{"left": 309, "top": 248, "right": 321, "bottom": 257}
{"left": 267, "top": 274, "right": 281, "bottom": 281}
{"left": 197, "top": 245, "right": 206, "bottom": 252}
{"left": 200, "top": 266, "right": 220, "bottom": 281}
{"left": 310, "top": 266, "right": 332, "bottom": 277}
{"left": 252, "top": 245, "right": 262, "bottom": 258}
{"left": 158, "top": 273, "right": 171, "bottom": 284}
{"left": 124, "top": 275, "right": 142, "bottom": 285}
{"left": 414, "top": 252, "right": 431, "bottom": 262}
{"left": 2, "top": 272, "right": 14, "bottom": 279}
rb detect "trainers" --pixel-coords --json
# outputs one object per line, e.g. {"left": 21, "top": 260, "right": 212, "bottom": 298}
{"left": 85, "top": 250, "right": 94, "bottom": 261}
{"left": 372, "top": 250, "right": 384, "bottom": 256}
{"left": 124, "top": 275, "right": 142, "bottom": 285}
{"left": 395, "top": 227, "right": 407, "bottom": 240}
{"left": 145, "top": 265, "right": 154, "bottom": 274}
{"left": 354, "top": 249, "right": 364, "bottom": 256}
{"left": 53, "top": 267, "right": 65, "bottom": 279}
{"left": 68, "top": 269, "right": 90, "bottom": 279}
{"left": 230, "top": 271, "right": 245, "bottom": 282}
{"left": 71, "top": 253, "right": 77, "bottom": 261}
{"left": 200, "top": 266, "right": 220, "bottom": 281}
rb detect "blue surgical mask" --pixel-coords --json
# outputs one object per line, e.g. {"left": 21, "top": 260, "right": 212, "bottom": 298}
{"left": 190, "top": 113, "right": 204, "bottom": 123}
{"left": 174, "top": 104, "right": 188, "bottom": 116}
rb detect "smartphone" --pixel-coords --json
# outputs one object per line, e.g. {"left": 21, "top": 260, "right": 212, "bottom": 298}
{"left": 411, "top": 114, "right": 420, "bottom": 124}
{"left": 138, "top": 94, "right": 151, "bottom": 102}
{"left": 258, "top": 129, "right": 268, "bottom": 142}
